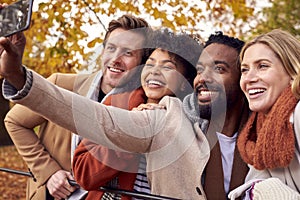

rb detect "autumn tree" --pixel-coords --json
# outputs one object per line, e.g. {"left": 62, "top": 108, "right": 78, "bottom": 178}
{"left": 17, "top": 0, "right": 258, "bottom": 77}
{"left": 12, "top": 0, "right": 300, "bottom": 77}
{"left": 250, "top": 0, "right": 300, "bottom": 39}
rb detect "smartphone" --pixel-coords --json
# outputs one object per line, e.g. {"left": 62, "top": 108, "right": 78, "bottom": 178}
{"left": 0, "top": 0, "right": 34, "bottom": 37}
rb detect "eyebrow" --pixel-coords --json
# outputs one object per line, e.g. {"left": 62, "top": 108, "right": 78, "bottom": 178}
{"left": 215, "top": 60, "right": 230, "bottom": 68}
{"left": 241, "top": 58, "right": 272, "bottom": 66}
{"left": 147, "top": 57, "right": 177, "bottom": 66}
{"left": 197, "top": 60, "right": 230, "bottom": 68}
{"left": 105, "top": 42, "right": 136, "bottom": 51}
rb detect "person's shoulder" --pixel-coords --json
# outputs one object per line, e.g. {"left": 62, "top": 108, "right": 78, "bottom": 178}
{"left": 47, "top": 72, "right": 77, "bottom": 83}
{"left": 46, "top": 72, "right": 99, "bottom": 91}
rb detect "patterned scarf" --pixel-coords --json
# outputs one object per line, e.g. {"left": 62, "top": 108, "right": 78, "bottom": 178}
{"left": 237, "top": 86, "right": 298, "bottom": 170}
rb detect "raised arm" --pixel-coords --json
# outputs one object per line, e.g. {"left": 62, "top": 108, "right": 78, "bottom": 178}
{"left": 4, "top": 73, "right": 79, "bottom": 199}
{"left": 0, "top": 33, "right": 26, "bottom": 89}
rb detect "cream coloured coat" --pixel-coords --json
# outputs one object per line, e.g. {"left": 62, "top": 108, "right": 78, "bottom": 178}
{"left": 244, "top": 102, "right": 300, "bottom": 190}
{"left": 229, "top": 102, "right": 300, "bottom": 199}
{"left": 10, "top": 70, "right": 211, "bottom": 199}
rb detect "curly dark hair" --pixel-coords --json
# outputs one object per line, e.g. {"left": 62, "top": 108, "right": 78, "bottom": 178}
{"left": 146, "top": 28, "right": 203, "bottom": 87}
{"left": 204, "top": 31, "right": 245, "bottom": 70}
{"left": 204, "top": 31, "right": 244, "bottom": 53}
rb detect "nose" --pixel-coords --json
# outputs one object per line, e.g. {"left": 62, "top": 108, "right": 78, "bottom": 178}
{"left": 241, "top": 67, "right": 259, "bottom": 84}
{"left": 111, "top": 50, "right": 123, "bottom": 66}
{"left": 149, "top": 63, "right": 162, "bottom": 75}
{"left": 194, "top": 68, "right": 213, "bottom": 85}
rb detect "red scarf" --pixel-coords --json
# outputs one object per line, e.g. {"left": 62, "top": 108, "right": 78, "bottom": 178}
{"left": 237, "top": 87, "right": 298, "bottom": 170}
{"left": 103, "top": 87, "right": 147, "bottom": 109}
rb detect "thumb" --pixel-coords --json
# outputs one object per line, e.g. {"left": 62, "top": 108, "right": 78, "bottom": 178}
{"left": 65, "top": 171, "right": 74, "bottom": 180}
{"left": 65, "top": 172, "right": 78, "bottom": 187}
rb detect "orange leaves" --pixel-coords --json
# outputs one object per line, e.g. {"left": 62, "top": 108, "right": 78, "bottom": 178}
{"left": 0, "top": 145, "right": 27, "bottom": 200}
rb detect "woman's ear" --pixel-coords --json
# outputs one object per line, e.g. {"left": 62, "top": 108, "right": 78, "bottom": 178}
{"left": 290, "top": 77, "right": 294, "bottom": 85}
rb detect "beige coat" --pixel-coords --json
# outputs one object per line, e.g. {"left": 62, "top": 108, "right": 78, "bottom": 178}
{"left": 4, "top": 72, "right": 98, "bottom": 200}
{"left": 229, "top": 102, "right": 300, "bottom": 199}
{"left": 244, "top": 102, "right": 300, "bottom": 191}
{"left": 9, "top": 70, "right": 212, "bottom": 199}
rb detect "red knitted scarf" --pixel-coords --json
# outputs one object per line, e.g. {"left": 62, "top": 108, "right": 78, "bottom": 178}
{"left": 237, "top": 87, "right": 298, "bottom": 170}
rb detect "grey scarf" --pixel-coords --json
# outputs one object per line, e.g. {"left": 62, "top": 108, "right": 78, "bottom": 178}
{"left": 182, "top": 93, "right": 209, "bottom": 133}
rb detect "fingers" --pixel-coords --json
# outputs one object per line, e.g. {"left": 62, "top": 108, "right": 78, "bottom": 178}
{"left": 0, "top": 32, "right": 26, "bottom": 88}
{"left": 0, "top": 37, "right": 17, "bottom": 56}
{"left": 65, "top": 172, "right": 79, "bottom": 188}
{"left": 133, "top": 103, "right": 166, "bottom": 111}
{"left": 47, "top": 179, "right": 72, "bottom": 199}
{"left": 46, "top": 170, "right": 78, "bottom": 199}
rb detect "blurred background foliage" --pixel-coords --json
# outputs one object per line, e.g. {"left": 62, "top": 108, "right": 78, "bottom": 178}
{"left": 1, "top": 0, "right": 299, "bottom": 77}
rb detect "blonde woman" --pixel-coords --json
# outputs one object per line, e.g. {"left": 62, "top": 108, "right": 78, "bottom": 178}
{"left": 229, "top": 29, "right": 300, "bottom": 199}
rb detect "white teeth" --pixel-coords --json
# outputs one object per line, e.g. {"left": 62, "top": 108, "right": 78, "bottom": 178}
{"left": 147, "top": 80, "right": 164, "bottom": 86}
{"left": 109, "top": 67, "right": 123, "bottom": 73}
{"left": 248, "top": 88, "right": 265, "bottom": 95}
{"left": 199, "top": 91, "right": 216, "bottom": 96}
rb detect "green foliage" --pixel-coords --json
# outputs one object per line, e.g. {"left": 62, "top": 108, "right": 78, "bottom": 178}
{"left": 251, "top": 0, "right": 300, "bottom": 39}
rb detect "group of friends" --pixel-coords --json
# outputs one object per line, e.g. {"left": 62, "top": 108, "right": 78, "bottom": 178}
{"left": 0, "top": 12, "right": 300, "bottom": 200}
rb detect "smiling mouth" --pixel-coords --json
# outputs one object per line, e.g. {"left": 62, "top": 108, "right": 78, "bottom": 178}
{"left": 146, "top": 80, "right": 165, "bottom": 87}
{"left": 196, "top": 88, "right": 218, "bottom": 103}
{"left": 108, "top": 67, "right": 125, "bottom": 73}
{"left": 248, "top": 88, "right": 266, "bottom": 95}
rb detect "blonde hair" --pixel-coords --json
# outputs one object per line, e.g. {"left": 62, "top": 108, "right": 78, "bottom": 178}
{"left": 240, "top": 29, "right": 300, "bottom": 99}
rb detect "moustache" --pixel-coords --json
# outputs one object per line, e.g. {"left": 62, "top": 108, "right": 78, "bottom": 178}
{"left": 194, "top": 83, "right": 222, "bottom": 94}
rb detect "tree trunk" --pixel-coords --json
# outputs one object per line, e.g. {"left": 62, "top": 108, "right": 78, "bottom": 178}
{"left": 0, "top": 79, "right": 13, "bottom": 146}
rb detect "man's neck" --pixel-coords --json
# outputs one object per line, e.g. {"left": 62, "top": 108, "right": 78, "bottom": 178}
{"left": 222, "top": 100, "right": 248, "bottom": 137}
{"left": 98, "top": 88, "right": 107, "bottom": 103}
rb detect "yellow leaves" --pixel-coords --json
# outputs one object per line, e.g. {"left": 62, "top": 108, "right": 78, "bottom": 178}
{"left": 190, "top": 7, "right": 202, "bottom": 18}
{"left": 162, "top": 20, "right": 176, "bottom": 30}
{"left": 19, "top": 0, "right": 260, "bottom": 76}
{"left": 152, "top": 8, "right": 162, "bottom": 19}
{"left": 174, "top": 13, "right": 188, "bottom": 26}
{"left": 219, "top": 0, "right": 254, "bottom": 21}
{"left": 87, "top": 38, "right": 104, "bottom": 48}
{"left": 108, "top": 0, "right": 140, "bottom": 14}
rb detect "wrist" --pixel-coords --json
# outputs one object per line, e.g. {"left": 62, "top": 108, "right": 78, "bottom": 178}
{"left": 5, "top": 65, "right": 26, "bottom": 90}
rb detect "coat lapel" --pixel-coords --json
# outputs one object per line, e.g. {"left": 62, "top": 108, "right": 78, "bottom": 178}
{"left": 73, "top": 72, "right": 100, "bottom": 96}
{"left": 204, "top": 142, "right": 249, "bottom": 200}
{"left": 229, "top": 146, "right": 249, "bottom": 194}
{"left": 203, "top": 142, "right": 227, "bottom": 200}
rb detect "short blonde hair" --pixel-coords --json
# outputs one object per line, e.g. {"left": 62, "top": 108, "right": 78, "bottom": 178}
{"left": 240, "top": 29, "right": 300, "bottom": 99}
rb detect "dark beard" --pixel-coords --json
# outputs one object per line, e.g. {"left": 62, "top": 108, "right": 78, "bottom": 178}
{"left": 199, "top": 98, "right": 227, "bottom": 121}
{"left": 199, "top": 104, "right": 211, "bottom": 120}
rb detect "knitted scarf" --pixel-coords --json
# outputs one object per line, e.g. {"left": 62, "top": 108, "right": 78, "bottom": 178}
{"left": 237, "top": 86, "right": 298, "bottom": 170}
{"left": 182, "top": 92, "right": 209, "bottom": 133}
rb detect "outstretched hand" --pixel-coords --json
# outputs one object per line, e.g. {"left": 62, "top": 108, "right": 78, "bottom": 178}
{"left": 0, "top": 31, "right": 26, "bottom": 90}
